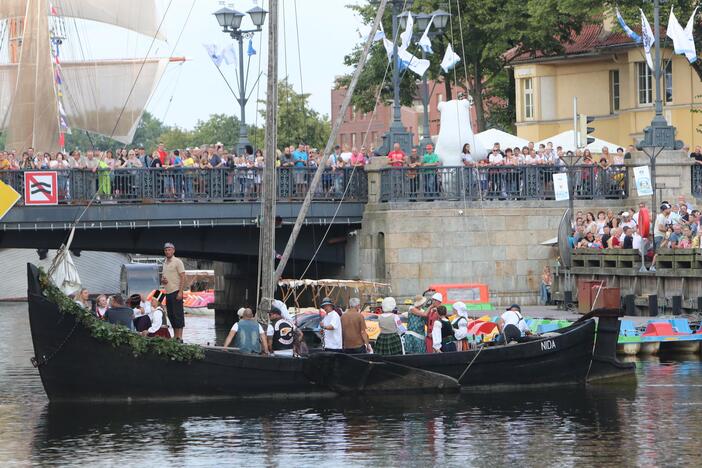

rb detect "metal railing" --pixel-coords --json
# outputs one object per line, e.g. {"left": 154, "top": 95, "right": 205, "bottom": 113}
{"left": 379, "top": 165, "right": 628, "bottom": 202}
{"left": 692, "top": 164, "right": 702, "bottom": 197}
{"left": 0, "top": 168, "right": 368, "bottom": 204}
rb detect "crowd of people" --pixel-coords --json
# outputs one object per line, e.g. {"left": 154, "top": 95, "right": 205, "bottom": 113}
{"left": 570, "top": 195, "right": 701, "bottom": 272}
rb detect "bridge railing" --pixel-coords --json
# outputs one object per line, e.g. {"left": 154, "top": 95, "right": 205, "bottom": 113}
{"left": 379, "top": 165, "right": 628, "bottom": 202}
{"left": 692, "top": 164, "right": 702, "bottom": 197}
{"left": 0, "top": 168, "right": 368, "bottom": 204}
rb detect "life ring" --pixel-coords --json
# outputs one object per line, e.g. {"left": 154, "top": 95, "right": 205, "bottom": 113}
{"left": 639, "top": 207, "right": 650, "bottom": 238}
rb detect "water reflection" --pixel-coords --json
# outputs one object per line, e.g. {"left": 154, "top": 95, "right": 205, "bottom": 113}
{"left": 29, "top": 387, "right": 642, "bottom": 466}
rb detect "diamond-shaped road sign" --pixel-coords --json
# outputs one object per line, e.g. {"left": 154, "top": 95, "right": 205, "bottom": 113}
{"left": 0, "top": 180, "right": 20, "bottom": 221}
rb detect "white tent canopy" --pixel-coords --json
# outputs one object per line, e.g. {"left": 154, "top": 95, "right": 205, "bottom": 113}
{"left": 537, "top": 130, "right": 623, "bottom": 154}
{"left": 476, "top": 128, "right": 530, "bottom": 152}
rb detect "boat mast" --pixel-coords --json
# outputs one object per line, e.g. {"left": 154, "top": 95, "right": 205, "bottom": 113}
{"left": 273, "top": 0, "right": 389, "bottom": 282}
{"left": 256, "top": 0, "right": 279, "bottom": 323}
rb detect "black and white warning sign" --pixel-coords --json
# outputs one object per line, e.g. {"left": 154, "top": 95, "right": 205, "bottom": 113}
{"left": 24, "top": 171, "right": 58, "bottom": 206}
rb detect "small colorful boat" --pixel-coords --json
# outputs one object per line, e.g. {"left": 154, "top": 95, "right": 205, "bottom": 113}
{"left": 642, "top": 320, "right": 702, "bottom": 354}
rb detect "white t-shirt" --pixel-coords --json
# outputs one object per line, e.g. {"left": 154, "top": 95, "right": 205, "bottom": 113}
{"left": 632, "top": 233, "right": 643, "bottom": 250}
{"left": 488, "top": 153, "right": 503, "bottom": 165}
{"left": 321, "top": 310, "right": 343, "bottom": 350}
{"left": 231, "top": 321, "right": 264, "bottom": 333}
{"left": 340, "top": 152, "right": 353, "bottom": 163}
{"left": 655, "top": 213, "right": 669, "bottom": 237}
{"left": 501, "top": 310, "right": 530, "bottom": 335}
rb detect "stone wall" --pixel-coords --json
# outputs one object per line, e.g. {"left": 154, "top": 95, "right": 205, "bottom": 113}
{"left": 358, "top": 201, "right": 626, "bottom": 306}
{"left": 355, "top": 150, "right": 696, "bottom": 307}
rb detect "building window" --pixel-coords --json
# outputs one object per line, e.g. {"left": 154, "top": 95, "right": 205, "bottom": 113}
{"left": 609, "top": 70, "right": 620, "bottom": 113}
{"left": 637, "top": 62, "right": 652, "bottom": 105}
{"left": 371, "top": 131, "right": 377, "bottom": 146}
{"left": 361, "top": 132, "right": 366, "bottom": 146}
{"left": 664, "top": 61, "right": 673, "bottom": 103}
{"left": 523, "top": 78, "right": 534, "bottom": 120}
{"left": 351, "top": 133, "right": 357, "bottom": 147}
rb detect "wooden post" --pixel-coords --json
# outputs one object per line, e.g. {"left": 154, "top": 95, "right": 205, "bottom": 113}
{"left": 256, "top": 0, "right": 279, "bottom": 324}
{"left": 273, "top": 0, "right": 389, "bottom": 282}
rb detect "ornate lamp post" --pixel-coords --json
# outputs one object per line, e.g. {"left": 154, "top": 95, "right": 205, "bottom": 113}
{"left": 372, "top": 0, "right": 414, "bottom": 155}
{"left": 399, "top": 10, "right": 450, "bottom": 150}
{"left": 635, "top": 0, "right": 684, "bottom": 253}
{"left": 214, "top": 6, "right": 268, "bottom": 155}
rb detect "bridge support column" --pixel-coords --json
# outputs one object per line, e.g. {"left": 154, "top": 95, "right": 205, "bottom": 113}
{"left": 212, "top": 261, "right": 252, "bottom": 330}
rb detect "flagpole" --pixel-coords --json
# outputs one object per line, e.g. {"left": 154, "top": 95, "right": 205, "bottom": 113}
{"left": 653, "top": 0, "right": 664, "bottom": 121}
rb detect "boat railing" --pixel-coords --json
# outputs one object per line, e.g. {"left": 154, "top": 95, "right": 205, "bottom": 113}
{"left": 379, "top": 165, "right": 628, "bottom": 202}
{"left": 0, "top": 168, "right": 369, "bottom": 204}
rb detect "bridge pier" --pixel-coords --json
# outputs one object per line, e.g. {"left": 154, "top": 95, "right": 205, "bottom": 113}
{"left": 212, "top": 261, "right": 255, "bottom": 330}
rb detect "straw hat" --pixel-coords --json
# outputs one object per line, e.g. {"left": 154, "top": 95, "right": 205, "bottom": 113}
{"left": 413, "top": 295, "right": 427, "bottom": 308}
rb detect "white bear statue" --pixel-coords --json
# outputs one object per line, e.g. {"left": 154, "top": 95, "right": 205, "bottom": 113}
{"left": 434, "top": 99, "right": 487, "bottom": 165}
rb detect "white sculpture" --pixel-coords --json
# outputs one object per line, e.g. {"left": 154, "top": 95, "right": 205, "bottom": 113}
{"left": 435, "top": 99, "right": 487, "bottom": 165}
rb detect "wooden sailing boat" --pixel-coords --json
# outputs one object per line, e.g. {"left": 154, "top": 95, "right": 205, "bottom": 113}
{"left": 0, "top": 0, "right": 177, "bottom": 151}
{"left": 24, "top": 0, "right": 633, "bottom": 403}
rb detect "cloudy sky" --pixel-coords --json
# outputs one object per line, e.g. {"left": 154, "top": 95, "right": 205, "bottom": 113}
{"left": 85, "top": 0, "right": 367, "bottom": 129}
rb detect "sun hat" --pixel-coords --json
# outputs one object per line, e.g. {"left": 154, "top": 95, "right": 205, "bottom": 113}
{"left": 320, "top": 297, "right": 334, "bottom": 307}
{"left": 413, "top": 295, "right": 427, "bottom": 308}
{"left": 431, "top": 292, "right": 443, "bottom": 302}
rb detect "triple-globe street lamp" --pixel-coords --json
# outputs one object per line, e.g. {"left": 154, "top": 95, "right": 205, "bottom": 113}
{"left": 214, "top": 6, "right": 268, "bottom": 155}
{"left": 398, "top": 9, "right": 450, "bottom": 150}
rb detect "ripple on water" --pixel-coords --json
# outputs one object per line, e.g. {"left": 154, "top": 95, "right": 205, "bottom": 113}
{"left": 2, "top": 303, "right": 702, "bottom": 466}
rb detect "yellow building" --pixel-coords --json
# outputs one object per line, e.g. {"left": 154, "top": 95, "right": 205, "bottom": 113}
{"left": 512, "top": 21, "right": 702, "bottom": 149}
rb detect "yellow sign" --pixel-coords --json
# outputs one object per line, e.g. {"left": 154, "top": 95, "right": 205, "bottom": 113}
{"left": 0, "top": 180, "right": 20, "bottom": 221}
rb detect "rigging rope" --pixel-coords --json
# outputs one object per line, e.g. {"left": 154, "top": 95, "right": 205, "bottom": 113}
{"left": 107, "top": 0, "right": 174, "bottom": 141}
{"left": 143, "top": 0, "right": 198, "bottom": 113}
{"left": 293, "top": 1, "right": 406, "bottom": 281}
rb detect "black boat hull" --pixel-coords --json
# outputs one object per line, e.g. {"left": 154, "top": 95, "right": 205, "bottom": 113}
{"left": 26, "top": 264, "right": 634, "bottom": 402}
{"left": 364, "top": 321, "right": 598, "bottom": 389}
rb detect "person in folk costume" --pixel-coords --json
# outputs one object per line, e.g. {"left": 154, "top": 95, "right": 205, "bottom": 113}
{"left": 450, "top": 301, "right": 471, "bottom": 351}
{"left": 431, "top": 306, "right": 457, "bottom": 353}
{"left": 374, "top": 297, "right": 405, "bottom": 356}
{"left": 140, "top": 290, "right": 171, "bottom": 338}
{"left": 129, "top": 294, "right": 152, "bottom": 332}
{"left": 424, "top": 292, "right": 443, "bottom": 353}
{"left": 405, "top": 295, "right": 430, "bottom": 354}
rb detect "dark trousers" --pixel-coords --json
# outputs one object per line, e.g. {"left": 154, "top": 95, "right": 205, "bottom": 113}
{"left": 165, "top": 291, "right": 185, "bottom": 329}
{"left": 343, "top": 345, "right": 367, "bottom": 354}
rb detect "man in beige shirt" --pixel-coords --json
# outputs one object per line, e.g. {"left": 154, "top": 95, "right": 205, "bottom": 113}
{"left": 162, "top": 242, "right": 186, "bottom": 341}
{"left": 341, "top": 297, "right": 371, "bottom": 354}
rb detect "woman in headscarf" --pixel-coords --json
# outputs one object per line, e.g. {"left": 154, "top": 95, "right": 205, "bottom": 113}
{"left": 373, "top": 297, "right": 404, "bottom": 355}
{"left": 405, "top": 295, "right": 429, "bottom": 354}
{"left": 450, "top": 301, "right": 471, "bottom": 351}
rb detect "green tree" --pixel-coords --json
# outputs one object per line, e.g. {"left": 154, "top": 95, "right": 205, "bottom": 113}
{"left": 341, "top": 0, "right": 602, "bottom": 132}
{"left": 259, "top": 79, "right": 331, "bottom": 150}
{"left": 132, "top": 111, "right": 169, "bottom": 152}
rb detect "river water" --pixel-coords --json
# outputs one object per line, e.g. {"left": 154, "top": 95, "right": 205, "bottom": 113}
{"left": 2, "top": 302, "right": 702, "bottom": 467}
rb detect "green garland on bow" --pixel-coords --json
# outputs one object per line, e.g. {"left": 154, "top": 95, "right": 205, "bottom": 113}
{"left": 39, "top": 271, "right": 205, "bottom": 362}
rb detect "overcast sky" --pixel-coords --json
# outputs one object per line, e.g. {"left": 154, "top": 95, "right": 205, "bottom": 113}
{"left": 122, "top": 0, "right": 366, "bottom": 129}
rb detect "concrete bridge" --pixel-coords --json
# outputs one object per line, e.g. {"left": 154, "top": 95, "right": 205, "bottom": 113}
{"left": 2, "top": 153, "right": 698, "bottom": 320}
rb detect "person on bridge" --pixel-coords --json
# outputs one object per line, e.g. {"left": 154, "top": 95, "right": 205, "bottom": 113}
{"left": 162, "top": 242, "right": 186, "bottom": 342}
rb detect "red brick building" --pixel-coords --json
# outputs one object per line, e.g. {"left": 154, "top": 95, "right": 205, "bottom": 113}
{"left": 331, "top": 80, "right": 476, "bottom": 152}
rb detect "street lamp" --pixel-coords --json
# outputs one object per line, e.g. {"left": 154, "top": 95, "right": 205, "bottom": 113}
{"left": 411, "top": 9, "right": 450, "bottom": 150}
{"left": 213, "top": 5, "right": 268, "bottom": 155}
{"left": 635, "top": 0, "right": 684, "bottom": 254}
{"left": 371, "top": 0, "right": 414, "bottom": 155}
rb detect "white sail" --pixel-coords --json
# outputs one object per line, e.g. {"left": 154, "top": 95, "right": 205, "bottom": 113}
{"left": 5, "top": 0, "right": 59, "bottom": 152}
{"left": 61, "top": 58, "right": 168, "bottom": 144}
{"left": 0, "top": 65, "right": 18, "bottom": 129}
{"left": 0, "top": 0, "right": 166, "bottom": 40}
